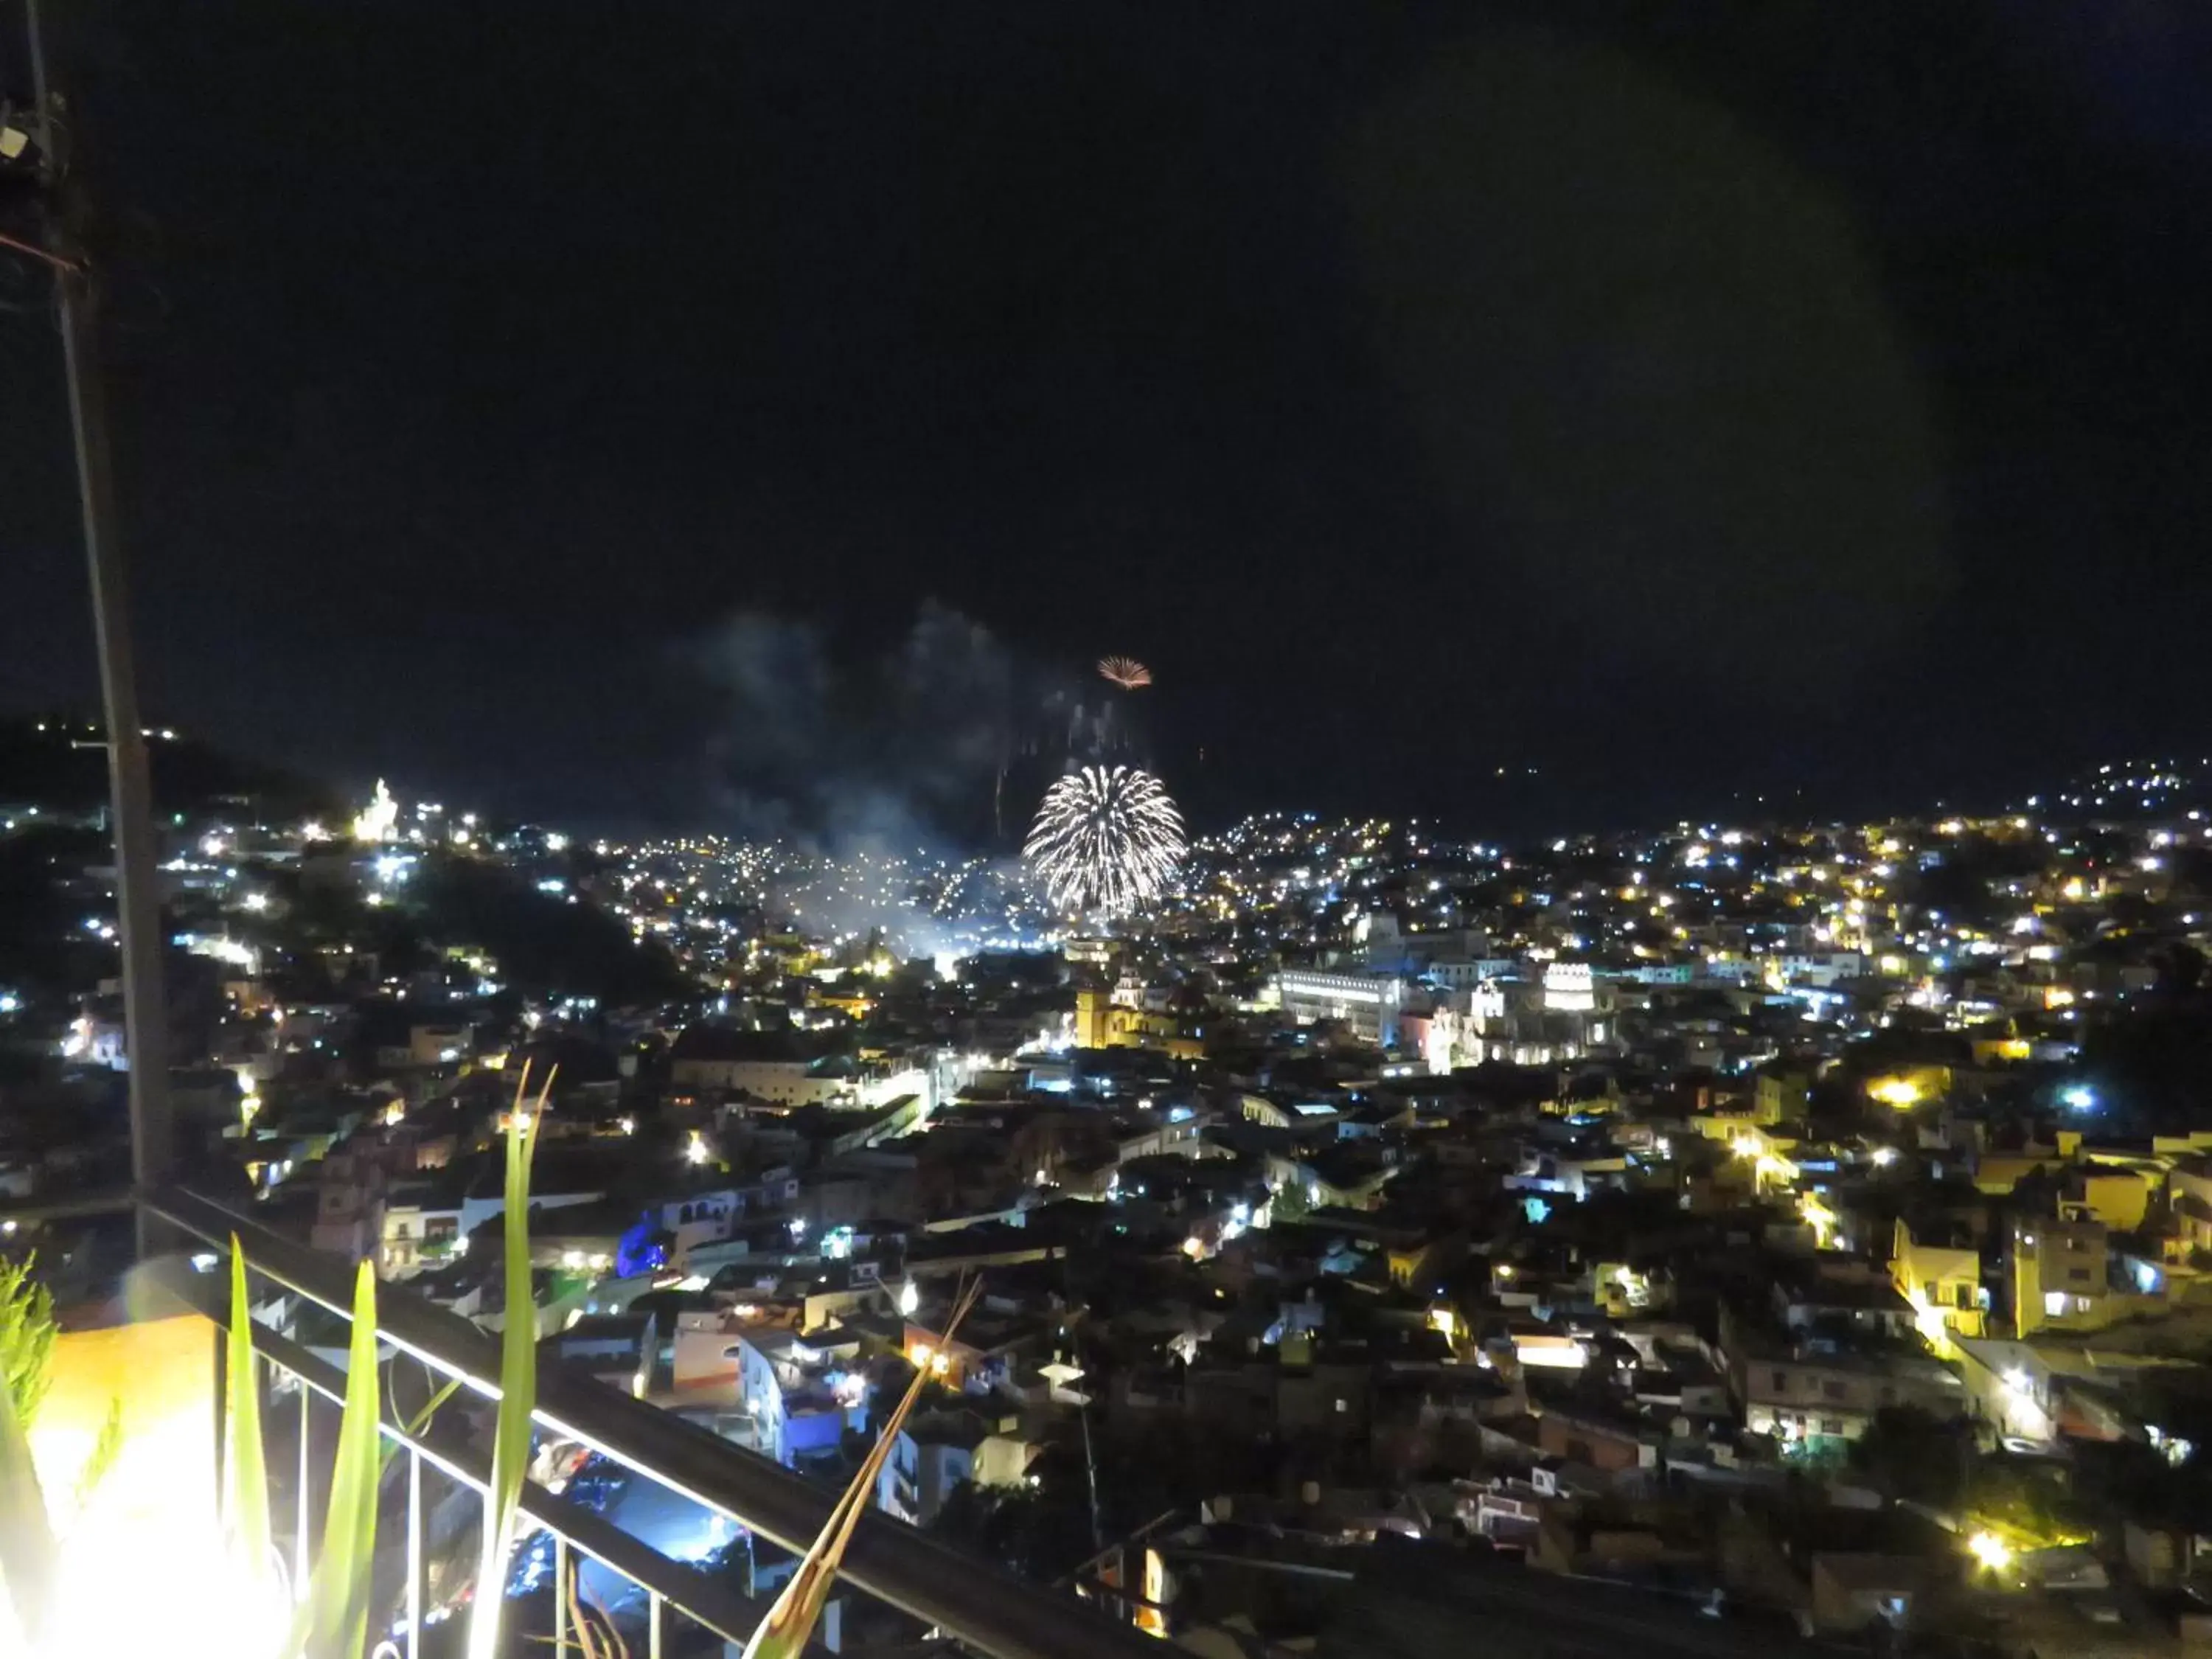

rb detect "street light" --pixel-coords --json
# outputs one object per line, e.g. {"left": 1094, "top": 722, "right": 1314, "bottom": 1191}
{"left": 1967, "top": 1531, "right": 2013, "bottom": 1572}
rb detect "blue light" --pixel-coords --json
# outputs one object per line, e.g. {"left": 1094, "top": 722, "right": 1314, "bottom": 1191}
{"left": 615, "top": 1214, "right": 667, "bottom": 1278}
{"left": 2062, "top": 1085, "right": 2096, "bottom": 1112}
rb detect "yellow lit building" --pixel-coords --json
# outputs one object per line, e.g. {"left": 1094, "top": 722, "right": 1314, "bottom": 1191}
{"left": 1976, "top": 1148, "right": 2158, "bottom": 1232}
{"left": 1967, "top": 1023, "right": 2033, "bottom": 1065}
{"left": 2075, "top": 1166, "right": 2156, "bottom": 1231}
{"left": 1891, "top": 1219, "right": 1986, "bottom": 1357}
{"left": 2010, "top": 1213, "right": 2113, "bottom": 1337}
{"left": 1755, "top": 1067, "right": 1812, "bottom": 1126}
{"left": 808, "top": 983, "right": 877, "bottom": 1020}
{"left": 1720, "top": 1123, "right": 1799, "bottom": 1193}
{"left": 1073, "top": 985, "right": 1206, "bottom": 1062}
{"left": 1966, "top": 1129, "right": 2083, "bottom": 1198}
{"left": 1866, "top": 1065, "right": 1952, "bottom": 1110}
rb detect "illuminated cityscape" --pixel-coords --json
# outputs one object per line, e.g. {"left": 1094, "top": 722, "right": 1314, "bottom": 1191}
{"left": 7, "top": 720, "right": 2212, "bottom": 1649}
{"left": 10, "top": 4, "right": 2212, "bottom": 1656}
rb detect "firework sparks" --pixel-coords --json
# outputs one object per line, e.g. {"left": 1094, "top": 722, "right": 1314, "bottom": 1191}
{"left": 1025, "top": 765, "right": 1185, "bottom": 916}
{"left": 1097, "top": 655, "right": 1152, "bottom": 691}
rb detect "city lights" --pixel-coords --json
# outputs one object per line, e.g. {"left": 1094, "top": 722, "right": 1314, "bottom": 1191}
{"left": 1798, "top": 1192, "right": 1837, "bottom": 1248}
{"left": 10, "top": 673, "right": 2208, "bottom": 1647}
{"left": 352, "top": 778, "right": 400, "bottom": 843}
{"left": 0, "top": 19, "right": 2207, "bottom": 1643}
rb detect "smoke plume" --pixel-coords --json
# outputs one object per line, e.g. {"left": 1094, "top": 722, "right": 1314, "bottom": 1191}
{"left": 689, "top": 600, "right": 1020, "bottom": 852}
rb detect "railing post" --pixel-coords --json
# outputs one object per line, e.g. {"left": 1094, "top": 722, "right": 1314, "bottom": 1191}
{"left": 406, "top": 1444, "right": 424, "bottom": 1659}
{"left": 553, "top": 1534, "right": 569, "bottom": 1655}
{"left": 296, "top": 1382, "right": 311, "bottom": 1593}
{"left": 211, "top": 1311, "right": 228, "bottom": 1504}
{"left": 152, "top": 1188, "right": 1172, "bottom": 1659}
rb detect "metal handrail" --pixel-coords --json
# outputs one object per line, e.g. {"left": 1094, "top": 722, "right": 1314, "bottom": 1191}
{"left": 156, "top": 1256, "right": 771, "bottom": 1649}
{"left": 150, "top": 1184, "right": 1158, "bottom": 1659}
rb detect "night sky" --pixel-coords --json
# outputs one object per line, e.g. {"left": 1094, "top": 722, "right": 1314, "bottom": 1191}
{"left": 6, "top": 3, "right": 2212, "bottom": 842}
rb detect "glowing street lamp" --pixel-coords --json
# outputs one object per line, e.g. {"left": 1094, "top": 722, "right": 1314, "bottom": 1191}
{"left": 1799, "top": 1192, "right": 1837, "bottom": 1248}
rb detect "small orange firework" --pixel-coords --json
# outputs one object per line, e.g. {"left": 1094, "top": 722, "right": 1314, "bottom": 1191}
{"left": 1097, "top": 655, "right": 1152, "bottom": 690}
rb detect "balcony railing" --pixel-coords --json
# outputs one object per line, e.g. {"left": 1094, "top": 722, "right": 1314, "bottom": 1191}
{"left": 147, "top": 1184, "right": 1158, "bottom": 1659}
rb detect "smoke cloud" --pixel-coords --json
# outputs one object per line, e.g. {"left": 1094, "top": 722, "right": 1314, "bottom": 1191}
{"left": 689, "top": 600, "right": 1022, "bottom": 854}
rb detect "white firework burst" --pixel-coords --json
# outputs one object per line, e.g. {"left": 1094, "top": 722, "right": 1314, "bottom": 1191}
{"left": 1025, "top": 765, "right": 1186, "bottom": 916}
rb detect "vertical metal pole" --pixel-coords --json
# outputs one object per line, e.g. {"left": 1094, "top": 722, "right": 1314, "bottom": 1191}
{"left": 212, "top": 1312, "right": 229, "bottom": 1501}
{"left": 1079, "top": 1396, "right": 1105, "bottom": 1554}
{"left": 647, "top": 1591, "right": 663, "bottom": 1659}
{"left": 24, "top": 0, "right": 173, "bottom": 1256}
{"left": 406, "top": 1445, "right": 423, "bottom": 1659}
{"left": 296, "top": 1384, "right": 312, "bottom": 1591}
{"left": 552, "top": 1534, "right": 569, "bottom": 1655}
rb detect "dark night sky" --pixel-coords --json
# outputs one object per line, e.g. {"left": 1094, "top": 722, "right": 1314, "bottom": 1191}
{"left": 6, "top": 3, "right": 2212, "bottom": 841}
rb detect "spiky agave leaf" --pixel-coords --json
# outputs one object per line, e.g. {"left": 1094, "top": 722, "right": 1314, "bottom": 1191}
{"left": 465, "top": 1063, "right": 551, "bottom": 1659}
{"left": 223, "top": 1238, "right": 275, "bottom": 1593}
{"left": 742, "top": 1276, "right": 984, "bottom": 1659}
{"left": 287, "top": 1259, "right": 384, "bottom": 1659}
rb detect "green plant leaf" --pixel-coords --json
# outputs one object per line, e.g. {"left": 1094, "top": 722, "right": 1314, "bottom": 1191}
{"left": 71, "top": 1397, "right": 124, "bottom": 1512}
{"left": 0, "top": 1340, "right": 58, "bottom": 1645}
{"left": 0, "top": 1256, "right": 55, "bottom": 1430}
{"left": 466, "top": 1065, "right": 549, "bottom": 1659}
{"left": 288, "top": 1259, "right": 383, "bottom": 1659}
{"left": 380, "top": 1374, "right": 462, "bottom": 1477}
{"left": 224, "top": 1237, "right": 274, "bottom": 1591}
{"left": 742, "top": 1277, "right": 983, "bottom": 1659}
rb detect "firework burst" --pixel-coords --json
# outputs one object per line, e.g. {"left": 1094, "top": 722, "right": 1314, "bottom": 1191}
{"left": 1096, "top": 655, "right": 1152, "bottom": 691}
{"left": 1025, "top": 765, "right": 1185, "bottom": 916}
